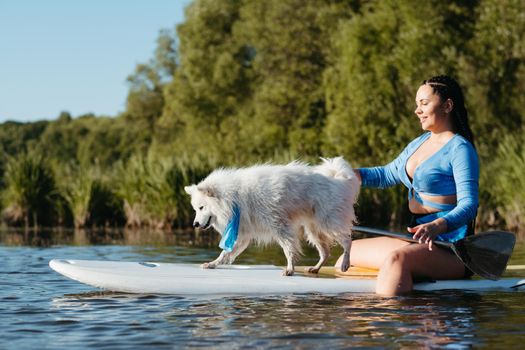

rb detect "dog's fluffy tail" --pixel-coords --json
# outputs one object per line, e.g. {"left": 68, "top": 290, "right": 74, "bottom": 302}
{"left": 316, "top": 156, "right": 355, "bottom": 180}
{"left": 317, "top": 156, "right": 360, "bottom": 206}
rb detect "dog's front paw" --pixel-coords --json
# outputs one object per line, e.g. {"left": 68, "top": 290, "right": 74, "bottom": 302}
{"left": 305, "top": 266, "right": 320, "bottom": 274}
{"left": 201, "top": 262, "right": 216, "bottom": 269}
{"left": 282, "top": 268, "right": 294, "bottom": 276}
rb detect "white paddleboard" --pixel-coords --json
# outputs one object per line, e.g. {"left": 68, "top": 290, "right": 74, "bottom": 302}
{"left": 49, "top": 259, "right": 525, "bottom": 295}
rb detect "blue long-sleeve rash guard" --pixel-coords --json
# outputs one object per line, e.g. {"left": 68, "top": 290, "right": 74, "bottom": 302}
{"left": 358, "top": 132, "right": 479, "bottom": 231}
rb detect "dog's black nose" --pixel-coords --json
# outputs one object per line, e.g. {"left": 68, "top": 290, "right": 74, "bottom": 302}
{"left": 193, "top": 222, "right": 200, "bottom": 228}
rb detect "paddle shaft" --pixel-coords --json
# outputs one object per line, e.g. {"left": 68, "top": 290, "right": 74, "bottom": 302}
{"left": 353, "top": 226, "right": 453, "bottom": 248}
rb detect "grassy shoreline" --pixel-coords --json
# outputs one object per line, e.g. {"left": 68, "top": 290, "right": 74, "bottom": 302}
{"left": 1, "top": 148, "right": 525, "bottom": 235}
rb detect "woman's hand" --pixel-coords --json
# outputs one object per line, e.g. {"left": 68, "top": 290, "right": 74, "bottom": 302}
{"left": 407, "top": 218, "right": 447, "bottom": 251}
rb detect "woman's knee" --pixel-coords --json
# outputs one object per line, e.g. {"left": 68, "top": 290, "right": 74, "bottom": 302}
{"left": 335, "top": 237, "right": 410, "bottom": 269}
{"left": 381, "top": 250, "right": 411, "bottom": 271}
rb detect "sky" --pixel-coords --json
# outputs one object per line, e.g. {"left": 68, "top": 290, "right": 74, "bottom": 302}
{"left": 0, "top": 0, "right": 192, "bottom": 123}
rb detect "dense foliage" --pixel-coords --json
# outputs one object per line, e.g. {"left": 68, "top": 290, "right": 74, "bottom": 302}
{"left": 1, "top": 0, "right": 524, "bottom": 232}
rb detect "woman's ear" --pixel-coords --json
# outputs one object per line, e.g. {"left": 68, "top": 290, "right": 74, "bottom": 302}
{"left": 443, "top": 98, "right": 454, "bottom": 114}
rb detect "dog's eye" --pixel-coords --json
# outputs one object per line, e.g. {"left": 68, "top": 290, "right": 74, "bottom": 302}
{"left": 199, "top": 206, "right": 204, "bottom": 210}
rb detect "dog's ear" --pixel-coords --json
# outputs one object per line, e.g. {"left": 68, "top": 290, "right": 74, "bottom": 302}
{"left": 184, "top": 185, "right": 197, "bottom": 196}
{"left": 197, "top": 184, "right": 217, "bottom": 198}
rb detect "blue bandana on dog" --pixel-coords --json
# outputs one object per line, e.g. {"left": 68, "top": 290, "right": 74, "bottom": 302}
{"left": 219, "top": 203, "right": 240, "bottom": 252}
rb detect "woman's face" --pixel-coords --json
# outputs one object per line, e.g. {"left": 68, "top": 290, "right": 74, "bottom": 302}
{"left": 414, "top": 84, "right": 452, "bottom": 132}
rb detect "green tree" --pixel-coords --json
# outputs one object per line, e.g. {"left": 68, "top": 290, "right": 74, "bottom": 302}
{"left": 37, "top": 111, "right": 83, "bottom": 163}
{"left": 0, "top": 121, "right": 48, "bottom": 156}
{"left": 324, "top": 0, "right": 477, "bottom": 164}
{"left": 154, "top": 0, "right": 247, "bottom": 162}
{"left": 458, "top": 0, "right": 525, "bottom": 150}
{"left": 232, "top": 0, "right": 356, "bottom": 159}
{"left": 458, "top": 0, "right": 525, "bottom": 231}
{"left": 124, "top": 29, "right": 179, "bottom": 157}
{"left": 155, "top": 0, "right": 358, "bottom": 163}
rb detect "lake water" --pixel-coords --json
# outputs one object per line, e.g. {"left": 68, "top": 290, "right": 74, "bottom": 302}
{"left": 1, "top": 228, "right": 524, "bottom": 349}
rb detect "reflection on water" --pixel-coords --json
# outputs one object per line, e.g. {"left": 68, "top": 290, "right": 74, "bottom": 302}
{"left": 44, "top": 289, "right": 524, "bottom": 349}
{"left": 1, "top": 228, "right": 525, "bottom": 349}
{"left": 0, "top": 227, "right": 218, "bottom": 247}
{"left": 0, "top": 227, "right": 341, "bottom": 266}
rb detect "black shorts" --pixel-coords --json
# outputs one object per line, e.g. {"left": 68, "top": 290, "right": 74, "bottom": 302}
{"left": 409, "top": 213, "right": 475, "bottom": 278}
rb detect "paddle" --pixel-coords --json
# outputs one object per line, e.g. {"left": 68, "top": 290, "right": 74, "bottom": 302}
{"left": 353, "top": 226, "right": 516, "bottom": 280}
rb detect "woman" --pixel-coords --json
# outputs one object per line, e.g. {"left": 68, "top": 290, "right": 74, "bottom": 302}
{"left": 336, "top": 75, "right": 479, "bottom": 295}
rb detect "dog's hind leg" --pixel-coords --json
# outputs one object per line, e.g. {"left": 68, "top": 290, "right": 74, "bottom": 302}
{"left": 304, "top": 228, "right": 331, "bottom": 274}
{"left": 337, "top": 233, "right": 352, "bottom": 272}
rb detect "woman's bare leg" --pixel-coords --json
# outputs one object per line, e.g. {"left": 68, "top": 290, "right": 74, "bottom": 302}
{"left": 375, "top": 243, "right": 466, "bottom": 295}
{"left": 334, "top": 237, "right": 410, "bottom": 269}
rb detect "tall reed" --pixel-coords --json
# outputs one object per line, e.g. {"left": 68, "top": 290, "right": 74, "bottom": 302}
{"left": 60, "top": 163, "right": 94, "bottom": 228}
{"left": 58, "top": 163, "right": 124, "bottom": 228}
{"left": 1, "top": 152, "right": 59, "bottom": 228}
{"left": 88, "top": 179, "right": 125, "bottom": 227}
{"left": 116, "top": 155, "right": 175, "bottom": 228}
{"left": 115, "top": 154, "right": 216, "bottom": 229}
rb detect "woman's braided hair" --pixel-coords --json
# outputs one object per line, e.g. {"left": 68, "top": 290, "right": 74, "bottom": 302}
{"left": 422, "top": 75, "right": 475, "bottom": 147}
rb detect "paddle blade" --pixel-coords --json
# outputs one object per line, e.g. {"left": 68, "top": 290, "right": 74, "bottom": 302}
{"left": 453, "top": 231, "right": 516, "bottom": 280}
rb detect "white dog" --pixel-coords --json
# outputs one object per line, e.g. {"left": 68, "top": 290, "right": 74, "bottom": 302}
{"left": 184, "top": 157, "right": 359, "bottom": 276}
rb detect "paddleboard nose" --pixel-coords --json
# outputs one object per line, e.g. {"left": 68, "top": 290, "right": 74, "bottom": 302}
{"left": 49, "top": 259, "right": 77, "bottom": 274}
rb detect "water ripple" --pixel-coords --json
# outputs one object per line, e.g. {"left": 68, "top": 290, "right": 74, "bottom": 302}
{"left": 1, "top": 236, "right": 524, "bottom": 349}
